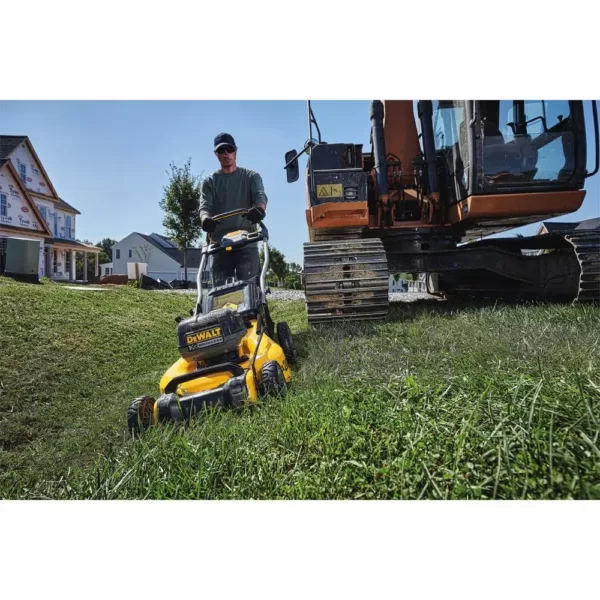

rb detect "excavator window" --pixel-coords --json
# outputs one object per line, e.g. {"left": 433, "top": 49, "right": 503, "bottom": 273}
{"left": 432, "top": 100, "right": 469, "bottom": 203}
{"left": 479, "top": 100, "right": 575, "bottom": 188}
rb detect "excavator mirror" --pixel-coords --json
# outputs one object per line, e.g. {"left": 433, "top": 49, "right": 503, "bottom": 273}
{"left": 284, "top": 149, "right": 300, "bottom": 183}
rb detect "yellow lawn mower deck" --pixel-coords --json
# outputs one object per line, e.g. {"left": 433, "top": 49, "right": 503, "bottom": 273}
{"left": 127, "top": 210, "right": 298, "bottom": 436}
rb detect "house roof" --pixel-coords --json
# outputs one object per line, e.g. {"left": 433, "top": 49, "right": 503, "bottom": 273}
{"left": 541, "top": 222, "right": 581, "bottom": 233}
{"left": 57, "top": 197, "right": 81, "bottom": 215}
{"left": 134, "top": 232, "right": 204, "bottom": 268}
{"left": 0, "top": 135, "right": 60, "bottom": 199}
{"left": 537, "top": 219, "right": 600, "bottom": 235}
{"left": 575, "top": 217, "right": 600, "bottom": 231}
{"left": 47, "top": 238, "right": 101, "bottom": 251}
{"left": 30, "top": 191, "right": 81, "bottom": 215}
{"left": 0, "top": 136, "right": 27, "bottom": 159}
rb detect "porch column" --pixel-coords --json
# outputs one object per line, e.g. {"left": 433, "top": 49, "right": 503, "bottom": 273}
{"left": 83, "top": 251, "right": 88, "bottom": 282}
{"left": 95, "top": 252, "right": 99, "bottom": 278}
{"left": 70, "top": 250, "right": 76, "bottom": 280}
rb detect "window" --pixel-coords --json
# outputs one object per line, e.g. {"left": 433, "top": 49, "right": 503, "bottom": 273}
{"left": 65, "top": 215, "right": 72, "bottom": 239}
{"left": 53, "top": 212, "right": 58, "bottom": 237}
{"left": 116, "top": 249, "right": 120, "bottom": 259}
{"left": 38, "top": 205, "right": 47, "bottom": 223}
{"left": 129, "top": 249, "right": 132, "bottom": 258}
{"left": 19, "top": 163, "right": 26, "bottom": 184}
{"left": 432, "top": 100, "right": 469, "bottom": 202}
{"left": 479, "top": 100, "right": 575, "bottom": 187}
{"left": 0, "top": 194, "right": 6, "bottom": 217}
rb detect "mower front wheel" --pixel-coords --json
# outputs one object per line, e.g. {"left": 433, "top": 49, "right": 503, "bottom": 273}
{"left": 261, "top": 360, "right": 287, "bottom": 398}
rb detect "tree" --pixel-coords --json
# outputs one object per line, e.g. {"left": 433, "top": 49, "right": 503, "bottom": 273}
{"left": 159, "top": 158, "right": 203, "bottom": 281}
{"left": 260, "top": 245, "right": 288, "bottom": 286}
{"left": 96, "top": 237, "right": 117, "bottom": 264}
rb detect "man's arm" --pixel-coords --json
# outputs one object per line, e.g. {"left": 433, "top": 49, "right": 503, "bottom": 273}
{"left": 199, "top": 178, "right": 214, "bottom": 222}
{"left": 250, "top": 172, "right": 268, "bottom": 212}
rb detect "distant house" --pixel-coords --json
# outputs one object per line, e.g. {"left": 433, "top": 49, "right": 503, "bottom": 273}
{"left": 536, "top": 218, "right": 600, "bottom": 236}
{"left": 388, "top": 273, "right": 427, "bottom": 293}
{"left": 534, "top": 218, "right": 600, "bottom": 255}
{"left": 111, "top": 232, "right": 206, "bottom": 282}
{"left": 0, "top": 135, "right": 100, "bottom": 282}
{"left": 536, "top": 222, "right": 581, "bottom": 236}
{"left": 100, "top": 262, "right": 113, "bottom": 276}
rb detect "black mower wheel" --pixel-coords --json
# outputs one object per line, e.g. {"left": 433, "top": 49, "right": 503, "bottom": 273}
{"left": 276, "top": 321, "right": 298, "bottom": 365}
{"left": 261, "top": 360, "right": 287, "bottom": 398}
{"left": 127, "top": 396, "right": 155, "bottom": 437}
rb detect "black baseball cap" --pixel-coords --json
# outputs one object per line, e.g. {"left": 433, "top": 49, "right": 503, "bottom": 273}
{"left": 214, "top": 133, "right": 236, "bottom": 151}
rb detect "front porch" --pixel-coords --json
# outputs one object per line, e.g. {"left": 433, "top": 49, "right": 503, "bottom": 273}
{"left": 44, "top": 239, "right": 101, "bottom": 282}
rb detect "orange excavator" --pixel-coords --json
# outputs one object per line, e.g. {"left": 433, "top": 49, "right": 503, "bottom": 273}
{"left": 284, "top": 100, "right": 599, "bottom": 323}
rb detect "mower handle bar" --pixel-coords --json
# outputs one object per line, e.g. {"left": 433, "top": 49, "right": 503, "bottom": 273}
{"left": 195, "top": 209, "right": 269, "bottom": 314}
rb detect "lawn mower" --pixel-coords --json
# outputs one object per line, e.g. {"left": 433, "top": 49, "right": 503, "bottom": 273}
{"left": 127, "top": 208, "right": 298, "bottom": 435}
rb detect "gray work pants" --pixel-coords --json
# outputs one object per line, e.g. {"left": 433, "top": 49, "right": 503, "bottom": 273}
{"left": 211, "top": 245, "right": 261, "bottom": 287}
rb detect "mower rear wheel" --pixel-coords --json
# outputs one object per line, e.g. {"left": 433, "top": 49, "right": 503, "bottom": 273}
{"left": 261, "top": 360, "right": 287, "bottom": 398}
{"left": 276, "top": 321, "right": 298, "bottom": 365}
{"left": 127, "top": 396, "right": 155, "bottom": 436}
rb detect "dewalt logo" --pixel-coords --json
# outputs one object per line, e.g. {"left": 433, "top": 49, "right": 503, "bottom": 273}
{"left": 186, "top": 327, "right": 222, "bottom": 345}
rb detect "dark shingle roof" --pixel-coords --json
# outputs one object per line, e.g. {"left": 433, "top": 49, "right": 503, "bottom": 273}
{"left": 56, "top": 197, "right": 81, "bottom": 215}
{"left": 0, "top": 136, "right": 27, "bottom": 159}
{"left": 47, "top": 238, "right": 100, "bottom": 251}
{"left": 134, "top": 232, "right": 203, "bottom": 268}
{"left": 575, "top": 218, "right": 600, "bottom": 231}
{"left": 540, "top": 219, "right": 600, "bottom": 235}
{"left": 542, "top": 222, "right": 580, "bottom": 233}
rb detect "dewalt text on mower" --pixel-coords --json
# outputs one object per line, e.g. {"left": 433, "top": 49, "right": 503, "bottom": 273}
{"left": 127, "top": 208, "right": 298, "bottom": 435}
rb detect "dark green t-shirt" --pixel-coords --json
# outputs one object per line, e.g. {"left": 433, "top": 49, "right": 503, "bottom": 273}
{"left": 199, "top": 167, "right": 268, "bottom": 242}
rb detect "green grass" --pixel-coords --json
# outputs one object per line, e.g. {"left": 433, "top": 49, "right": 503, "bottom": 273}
{"left": 1, "top": 277, "right": 599, "bottom": 499}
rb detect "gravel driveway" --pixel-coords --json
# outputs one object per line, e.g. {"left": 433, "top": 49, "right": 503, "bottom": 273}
{"left": 152, "top": 288, "right": 437, "bottom": 303}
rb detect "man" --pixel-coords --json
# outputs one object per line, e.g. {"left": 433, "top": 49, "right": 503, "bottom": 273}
{"left": 199, "top": 132, "right": 268, "bottom": 287}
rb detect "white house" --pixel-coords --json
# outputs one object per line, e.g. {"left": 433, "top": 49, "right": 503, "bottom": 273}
{"left": 111, "top": 232, "right": 205, "bottom": 282}
{"left": 388, "top": 273, "right": 427, "bottom": 293}
{"left": 100, "top": 262, "right": 113, "bottom": 276}
{"left": 0, "top": 136, "right": 100, "bottom": 282}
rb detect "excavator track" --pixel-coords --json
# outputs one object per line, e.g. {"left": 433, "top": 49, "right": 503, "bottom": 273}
{"left": 564, "top": 232, "right": 600, "bottom": 303}
{"left": 303, "top": 238, "right": 389, "bottom": 324}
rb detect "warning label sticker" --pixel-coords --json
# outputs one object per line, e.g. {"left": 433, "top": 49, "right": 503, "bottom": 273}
{"left": 316, "top": 184, "right": 343, "bottom": 198}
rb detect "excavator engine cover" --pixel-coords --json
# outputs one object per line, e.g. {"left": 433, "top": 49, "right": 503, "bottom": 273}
{"left": 308, "top": 143, "right": 368, "bottom": 206}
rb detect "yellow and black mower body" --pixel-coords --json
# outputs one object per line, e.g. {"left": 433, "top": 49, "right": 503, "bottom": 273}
{"left": 128, "top": 210, "right": 298, "bottom": 435}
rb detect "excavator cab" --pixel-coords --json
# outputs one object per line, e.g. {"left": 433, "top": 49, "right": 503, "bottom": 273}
{"left": 428, "top": 100, "right": 589, "bottom": 206}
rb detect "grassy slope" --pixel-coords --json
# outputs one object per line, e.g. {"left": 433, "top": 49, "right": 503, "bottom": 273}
{"left": 1, "top": 277, "right": 599, "bottom": 499}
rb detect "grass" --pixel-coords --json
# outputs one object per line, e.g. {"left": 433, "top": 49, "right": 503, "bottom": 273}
{"left": 1, "top": 276, "right": 599, "bottom": 499}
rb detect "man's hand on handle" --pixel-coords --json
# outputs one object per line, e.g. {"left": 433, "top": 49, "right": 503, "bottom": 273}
{"left": 247, "top": 205, "right": 266, "bottom": 224}
{"left": 201, "top": 216, "right": 217, "bottom": 233}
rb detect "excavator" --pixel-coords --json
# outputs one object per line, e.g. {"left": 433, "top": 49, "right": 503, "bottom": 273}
{"left": 283, "top": 100, "right": 600, "bottom": 323}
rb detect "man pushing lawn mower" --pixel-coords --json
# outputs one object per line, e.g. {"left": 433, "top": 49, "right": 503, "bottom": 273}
{"left": 199, "top": 132, "right": 268, "bottom": 287}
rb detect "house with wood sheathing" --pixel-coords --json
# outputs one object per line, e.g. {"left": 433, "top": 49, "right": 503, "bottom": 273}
{"left": 0, "top": 136, "right": 100, "bottom": 281}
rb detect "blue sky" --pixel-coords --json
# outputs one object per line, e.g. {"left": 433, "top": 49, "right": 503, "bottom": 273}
{"left": 1, "top": 100, "right": 598, "bottom": 265}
